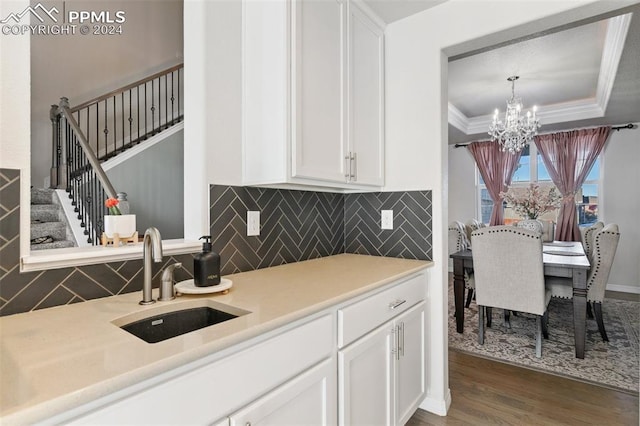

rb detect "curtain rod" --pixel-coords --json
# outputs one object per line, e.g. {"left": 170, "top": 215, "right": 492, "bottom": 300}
{"left": 453, "top": 123, "right": 636, "bottom": 148}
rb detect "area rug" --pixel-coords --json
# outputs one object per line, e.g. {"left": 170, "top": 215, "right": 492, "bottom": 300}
{"left": 448, "top": 286, "right": 640, "bottom": 394}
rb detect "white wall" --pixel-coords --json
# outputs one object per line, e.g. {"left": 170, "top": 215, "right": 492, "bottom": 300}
{"left": 447, "top": 127, "right": 640, "bottom": 293}
{"left": 30, "top": 0, "right": 183, "bottom": 187}
{"left": 602, "top": 124, "right": 640, "bottom": 292}
{"left": 448, "top": 146, "right": 476, "bottom": 223}
{"left": 106, "top": 128, "right": 184, "bottom": 239}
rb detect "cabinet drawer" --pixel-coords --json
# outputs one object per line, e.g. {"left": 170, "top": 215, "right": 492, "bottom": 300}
{"left": 338, "top": 274, "right": 425, "bottom": 347}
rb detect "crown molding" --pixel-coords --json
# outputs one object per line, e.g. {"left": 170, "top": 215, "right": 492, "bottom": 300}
{"left": 596, "top": 12, "right": 632, "bottom": 112}
{"left": 449, "top": 13, "right": 632, "bottom": 135}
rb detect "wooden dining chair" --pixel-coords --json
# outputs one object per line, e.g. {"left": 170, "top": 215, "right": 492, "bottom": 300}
{"left": 546, "top": 223, "right": 620, "bottom": 342}
{"left": 471, "top": 226, "right": 552, "bottom": 358}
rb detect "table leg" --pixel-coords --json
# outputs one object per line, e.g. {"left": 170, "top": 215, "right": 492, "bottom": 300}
{"left": 573, "top": 268, "right": 588, "bottom": 359}
{"left": 453, "top": 258, "right": 465, "bottom": 333}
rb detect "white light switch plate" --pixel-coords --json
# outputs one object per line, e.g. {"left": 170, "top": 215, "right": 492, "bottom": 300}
{"left": 381, "top": 210, "right": 393, "bottom": 230}
{"left": 247, "top": 211, "right": 260, "bottom": 236}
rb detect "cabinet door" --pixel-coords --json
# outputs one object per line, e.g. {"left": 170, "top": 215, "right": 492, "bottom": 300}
{"left": 395, "top": 302, "right": 426, "bottom": 425}
{"left": 338, "top": 323, "right": 394, "bottom": 426}
{"left": 348, "top": 3, "right": 384, "bottom": 186}
{"left": 229, "top": 358, "right": 336, "bottom": 426}
{"left": 291, "top": 0, "right": 348, "bottom": 183}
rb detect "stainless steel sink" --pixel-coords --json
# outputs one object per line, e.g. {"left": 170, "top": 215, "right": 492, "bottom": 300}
{"left": 114, "top": 301, "right": 250, "bottom": 344}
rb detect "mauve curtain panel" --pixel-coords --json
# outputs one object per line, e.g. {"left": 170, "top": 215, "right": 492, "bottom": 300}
{"left": 534, "top": 126, "right": 611, "bottom": 241}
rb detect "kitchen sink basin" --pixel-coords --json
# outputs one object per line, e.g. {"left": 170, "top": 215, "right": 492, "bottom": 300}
{"left": 115, "top": 302, "right": 250, "bottom": 344}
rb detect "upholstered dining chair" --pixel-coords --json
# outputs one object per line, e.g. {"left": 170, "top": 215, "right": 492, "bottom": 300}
{"left": 471, "top": 226, "right": 552, "bottom": 358}
{"left": 581, "top": 221, "right": 604, "bottom": 259}
{"left": 546, "top": 223, "right": 620, "bottom": 342}
{"left": 449, "top": 221, "right": 475, "bottom": 307}
{"left": 464, "top": 219, "right": 485, "bottom": 244}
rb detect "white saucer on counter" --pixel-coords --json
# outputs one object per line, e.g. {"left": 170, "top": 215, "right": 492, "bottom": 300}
{"left": 175, "top": 278, "right": 233, "bottom": 294}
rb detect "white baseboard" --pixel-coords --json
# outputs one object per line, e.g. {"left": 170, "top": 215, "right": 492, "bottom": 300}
{"left": 606, "top": 283, "right": 640, "bottom": 294}
{"left": 418, "top": 389, "right": 451, "bottom": 416}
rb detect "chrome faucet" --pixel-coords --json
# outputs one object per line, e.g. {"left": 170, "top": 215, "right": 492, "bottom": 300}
{"left": 140, "top": 227, "right": 163, "bottom": 305}
{"left": 159, "top": 262, "right": 182, "bottom": 302}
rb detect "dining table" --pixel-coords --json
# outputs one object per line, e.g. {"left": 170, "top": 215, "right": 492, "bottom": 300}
{"left": 450, "top": 241, "right": 591, "bottom": 359}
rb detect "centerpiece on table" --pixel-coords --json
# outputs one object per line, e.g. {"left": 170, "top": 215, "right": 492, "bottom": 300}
{"left": 500, "top": 184, "right": 561, "bottom": 234}
{"left": 102, "top": 197, "right": 137, "bottom": 246}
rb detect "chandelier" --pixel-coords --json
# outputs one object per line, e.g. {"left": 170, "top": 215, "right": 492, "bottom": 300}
{"left": 488, "top": 76, "right": 540, "bottom": 153}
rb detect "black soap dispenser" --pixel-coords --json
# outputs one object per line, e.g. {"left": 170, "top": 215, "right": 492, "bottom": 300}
{"left": 194, "top": 236, "right": 221, "bottom": 287}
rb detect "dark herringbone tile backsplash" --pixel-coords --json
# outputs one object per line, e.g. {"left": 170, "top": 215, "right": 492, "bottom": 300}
{"left": 211, "top": 186, "right": 432, "bottom": 275}
{"left": 0, "top": 170, "right": 432, "bottom": 316}
{"left": 210, "top": 186, "right": 345, "bottom": 275}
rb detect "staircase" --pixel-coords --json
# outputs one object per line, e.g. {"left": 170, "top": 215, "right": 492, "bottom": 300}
{"left": 30, "top": 188, "right": 76, "bottom": 250}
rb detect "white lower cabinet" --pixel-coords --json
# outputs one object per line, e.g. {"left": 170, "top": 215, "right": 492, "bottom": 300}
{"left": 52, "top": 272, "right": 427, "bottom": 426}
{"left": 339, "top": 301, "right": 425, "bottom": 426}
{"left": 228, "top": 358, "right": 336, "bottom": 426}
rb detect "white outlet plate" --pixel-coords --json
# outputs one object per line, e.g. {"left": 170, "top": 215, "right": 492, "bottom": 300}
{"left": 381, "top": 210, "right": 393, "bottom": 230}
{"left": 247, "top": 211, "right": 260, "bottom": 236}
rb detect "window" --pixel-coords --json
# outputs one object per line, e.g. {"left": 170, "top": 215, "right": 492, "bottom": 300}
{"left": 477, "top": 144, "right": 601, "bottom": 226}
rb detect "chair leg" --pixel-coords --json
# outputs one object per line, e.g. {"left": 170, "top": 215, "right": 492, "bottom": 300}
{"left": 504, "top": 309, "right": 511, "bottom": 329}
{"left": 486, "top": 307, "right": 492, "bottom": 328}
{"left": 593, "top": 302, "right": 609, "bottom": 342}
{"left": 465, "top": 288, "right": 474, "bottom": 308}
{"left": 478, "top": 306, "right": 485, "bottom": 345}
{"left": 542, "top": 310, "right": 549, "bottom": 339}
{"left": 586, "top": 302, "right": 594, "bottom": 319}
{"left": 535, "top": 316, "right": 542, "bottom": 358}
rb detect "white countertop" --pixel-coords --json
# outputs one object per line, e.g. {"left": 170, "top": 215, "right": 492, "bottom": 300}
{"left": 0, "top": 254, "right": 432, "bottom": 424}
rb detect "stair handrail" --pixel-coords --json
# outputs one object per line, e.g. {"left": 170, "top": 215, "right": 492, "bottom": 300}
{"left": 69, "top": 63, "right": 183, "bottom": 113}
{"left": 59, "top": 99, "right": 117, "bottom": 198}
{"left": 48, "top": 62, "right": 184, "bottom": 245}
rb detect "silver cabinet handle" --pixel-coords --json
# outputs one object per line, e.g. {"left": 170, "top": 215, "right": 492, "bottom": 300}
{"left": 345, "top": 154, "right": 351, "bottom": 179}
{"left": 351, "top": 152, "right": 357, "bottom": 181}
{"left": 389, "top": 299, "right": 406, "bottom": 310}
{"left": 400, "top": 322, "right": 405, "bottom": 357}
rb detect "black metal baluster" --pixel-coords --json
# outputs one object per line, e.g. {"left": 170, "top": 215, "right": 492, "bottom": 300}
{"left": 171, "top": 72, "right": 175, "bottom": 124}
{"left": 113, "top": 95, "right": 117, "bottom": 154}
{"left": 151, "top": 79, "right": 156, "bottom": 135}
{"left": 104, "top": 99, "right": 109, "bottom": 159}
{"left": 137, "top": 86, "right": 140, "bottom": 144}
{"left": 145, "top": 82, "right": 148, "bottom": 139}
{"left": 177, "top": 68, "right": 181, "bottom": 119}
{"left": 95, "top": 103, "right": 100, "bottom": 160}
{"left": 165, "top": 74, "right": 168, "bottom": 129}
{"left": 129, "top": 89, "right": 133, "bottom": 145}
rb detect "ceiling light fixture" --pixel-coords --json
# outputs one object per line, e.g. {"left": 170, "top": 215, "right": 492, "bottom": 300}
{"left": 488, "top": 76, "right": 540, "bottom": 153}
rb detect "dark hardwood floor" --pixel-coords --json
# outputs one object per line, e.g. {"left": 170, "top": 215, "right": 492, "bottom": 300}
{"left": 407, "top": 350, "right": 639, "bottom": 425}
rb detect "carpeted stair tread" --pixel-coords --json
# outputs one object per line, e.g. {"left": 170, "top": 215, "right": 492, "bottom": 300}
{"left": 30, "top": 188, "right": 55, "bottom": 205}
{"left": 30, "top": 187, "right": 77, "bottom": 249}
{"left": 31, "top": 204, "right": 61, "bottom": 222}
{"left": 30, "top": 221, "right": 66, "bottom": 241}
{"left": 30, "top": 240, "right": 76, "bottom": 251}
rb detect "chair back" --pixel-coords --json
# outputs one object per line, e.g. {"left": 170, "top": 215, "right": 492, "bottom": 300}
{"left": 464, "top": 219, "right": 485, "bottom": 245}
{"left": 581, "top": 221, "right": 604, "bottom": 259}
{"left": 471, "top": 226, "right": 546, "bottom": 315}
{"left": 448, "top": 221, "right": 469, "bottom": 254}
{"left": 587, "top": 224, "right": 620, "bottom": 303}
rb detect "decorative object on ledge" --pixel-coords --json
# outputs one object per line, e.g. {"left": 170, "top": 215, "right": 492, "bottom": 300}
{"left": 488, "top": 76, "right": 541, "bottom": 153}
{"left": 102, "top": 214, "right": 137, "bottom": 246}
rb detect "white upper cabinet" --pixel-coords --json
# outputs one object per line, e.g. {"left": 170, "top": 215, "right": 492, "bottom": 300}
{"left": 291, "top": 0, "right": 348, "bottom": 183}
{"left": 243, "top": 0, "right": 385, "bottom": 190}
{"left": 348, "top": 1, "right": 385, "bottom": 186}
